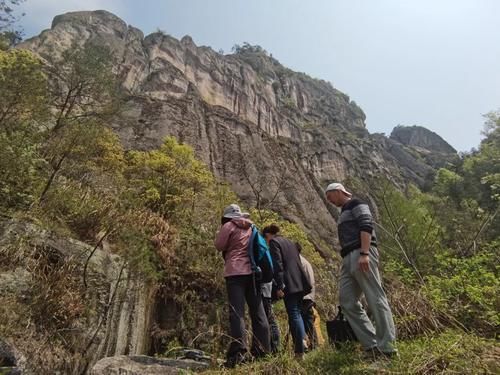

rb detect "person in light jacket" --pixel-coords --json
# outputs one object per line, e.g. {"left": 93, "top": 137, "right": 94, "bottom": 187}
{"left": 261, "top": 280, "right": 280, "bottom": 353}
{"left": 296, "top": 243, "right": 317, "bottom": 350}
{"left": 215, "top": 204, "right": 270, "bottom": 367}
{"left": 296, "top": 243, "right": 325, "bottom": 350}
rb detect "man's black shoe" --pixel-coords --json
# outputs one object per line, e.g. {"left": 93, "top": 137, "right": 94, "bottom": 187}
{"left": 363, "top": 347, "right": 399, "bottom": 361}
{"left": 223, "top": 352, "right": 249, "bottom": 368}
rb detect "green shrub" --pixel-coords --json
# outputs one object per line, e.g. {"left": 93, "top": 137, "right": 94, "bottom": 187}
{"left": 0, "top": 131, "right": 44, "bottom": 210}
{"left": 424, "top": 247, "right": 500, "bottom": 335}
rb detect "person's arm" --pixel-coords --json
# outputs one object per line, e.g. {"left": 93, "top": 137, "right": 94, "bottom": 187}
{"left": 308, "top": 261, "right": 315, "bottom": 297}
{"left": 352, "top": 201, "right": 374, "bottom": 272}
{"left": 301, "top": 255, "right": 315, "bottom": 299}
{"left": 300, "top": 255, "right": 314, "bottom": 288}
{"left": 214, "top": 223, "right": 233, "bottom": 253}
{"left": 269, "top": 239, "right": 285, "bottom": 293}
{"left": 359, "top": 231, "right": 371, "bottom": 252}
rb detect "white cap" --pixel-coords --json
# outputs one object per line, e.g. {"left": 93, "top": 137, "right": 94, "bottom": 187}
{"left": 325, "top": 183, "right": 352, "bottom": 197}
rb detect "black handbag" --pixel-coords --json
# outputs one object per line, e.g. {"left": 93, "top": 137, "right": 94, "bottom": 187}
{"left": 326, "top": 306, "right": 358, "bottom": 347}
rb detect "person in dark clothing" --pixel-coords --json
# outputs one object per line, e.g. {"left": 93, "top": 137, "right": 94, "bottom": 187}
{"left": 263, "top": 224, "right": 311, "bottom": 359}
{"left": 215, "top": 204, "right": 270, "bottom": 367}
{"left": 261, "top": 281, "right": 280, "bottom": 353}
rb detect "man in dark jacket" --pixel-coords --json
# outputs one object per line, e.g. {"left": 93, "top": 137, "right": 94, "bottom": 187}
{"left": 325, "top": 183, "right": 397, "bottom": 358}
{"left": 263, "top": 224, "right": 311, "bottom": 359}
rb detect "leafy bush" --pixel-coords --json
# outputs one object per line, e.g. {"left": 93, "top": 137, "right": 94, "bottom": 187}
{"left": 374, "top": 183, "right": 443, "bottom": 283}
{"left": 374, "top": 181, "right": 499, "bottom": 337}
{"left": 0, "top": 49, "right": 48, "bottom": 211}
{"left": 0, "top": 131, "right": 43, "bottom": 210}
{"left": 424, "top": 246, "right": 500, "bottom": 335}
{"left": 0, "top": 49, "right": 48, "bottom": 127}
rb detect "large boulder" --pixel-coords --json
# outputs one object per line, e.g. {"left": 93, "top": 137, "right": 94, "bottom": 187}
{"left": 91, "top": 355, "right": 209, "bottom": 375}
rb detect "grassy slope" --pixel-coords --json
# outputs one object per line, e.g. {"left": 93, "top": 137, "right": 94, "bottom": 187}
{"left": 201, "top": 330, "right": 499, "bottom": 374}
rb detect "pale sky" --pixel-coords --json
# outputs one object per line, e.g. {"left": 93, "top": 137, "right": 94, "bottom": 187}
{"left": 18, "top": 0, "right": 500, "bottom": 151}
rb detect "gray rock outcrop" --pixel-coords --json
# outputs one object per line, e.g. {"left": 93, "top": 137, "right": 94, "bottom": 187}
{"left": 390, "top": 125, "right": 456, "bottom": 154}
{"left": 0, "top": 219, "right": 155, "bottom": 373}
{"left": 91, "top": 355, "right": 209, "bottom": 375}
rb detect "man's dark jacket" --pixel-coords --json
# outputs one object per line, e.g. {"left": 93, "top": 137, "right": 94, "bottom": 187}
{"left": 269, "top": 236, "right": 312, "bottom": 296}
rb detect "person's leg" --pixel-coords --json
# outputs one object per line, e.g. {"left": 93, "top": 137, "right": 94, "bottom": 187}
{"left": 301, "top": 299, "right": 315, "bottom": 350}
{"left": 263, "top": 297, "right": 280, "bottom": 353}
{"left": 284, "top": 293, "right": 306, "bottom": 354}
{"left": 339, "top": 252, "right": 377, "bottom": 350}
{"left": 246, "top": 279, "right": 271, "bottom": 357}
{"left": 226, "top": 275, "right": 249, "bottom": 360}
{"left": 353, "top": 247, "right": 397, "bottom": 353}
{"left": 312, "top": 306, "right": 325, "bottom": 346}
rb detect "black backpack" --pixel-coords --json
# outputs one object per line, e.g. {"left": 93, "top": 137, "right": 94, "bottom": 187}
{"left": 326, "top": 306, "right": 358, "bottom": 347}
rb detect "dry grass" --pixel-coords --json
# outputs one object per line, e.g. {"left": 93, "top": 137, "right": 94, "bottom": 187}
{"left": 0, "top": 232, "right": 90, "bottom": 373}
{"left": 385, "top": 278, "right": 452, "bottom": 339}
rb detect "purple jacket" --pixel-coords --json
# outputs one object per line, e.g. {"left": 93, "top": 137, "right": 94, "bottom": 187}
{"left": 215, "top": 218, "right": 253, "bottom": 277}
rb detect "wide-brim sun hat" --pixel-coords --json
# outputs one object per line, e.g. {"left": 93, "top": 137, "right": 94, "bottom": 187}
{"left": 222, "top": 204, "right": 250, "bottom": 219}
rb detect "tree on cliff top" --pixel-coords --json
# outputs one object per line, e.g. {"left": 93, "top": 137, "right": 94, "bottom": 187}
{"left": 0, "top": 0, "right": 25, "bottom": 48}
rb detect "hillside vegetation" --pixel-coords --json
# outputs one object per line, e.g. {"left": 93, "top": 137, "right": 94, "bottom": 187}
{"left": 0, "top": 34, "right": 499, "bottom": 374}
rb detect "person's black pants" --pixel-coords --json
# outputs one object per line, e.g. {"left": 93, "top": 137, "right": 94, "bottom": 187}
{"left": 226, "top": 275, "right": 270, "bottom": 359}
{"left": 262, "top": 297, "right": 280, "bottom": 353}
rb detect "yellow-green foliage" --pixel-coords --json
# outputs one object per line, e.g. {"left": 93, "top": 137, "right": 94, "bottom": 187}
{"left": 424, "top": 246, "right": 500, "bottom": 334}
{"left": 0, "top": 49, "right": 48, "bottom": 126}
{"left": 375, "top": 181, "right": 499, "bottom": 336}
{"left": 0, "top": 130, "right": 43, "bottom": 209}
{"left": 0, "top": 49, "right": 48, "bottom": 209}
{"left": 375, "top": 183, "right": 443, "bottom": 281}
{"left": 462, "top": 111, "right": 500, "bottom": 208}
{"left": 126, "top": 137, "right": 220, "bottom": 223}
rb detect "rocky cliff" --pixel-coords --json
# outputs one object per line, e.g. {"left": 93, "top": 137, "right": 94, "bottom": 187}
{"left": 0, "top": 219, "right": 155, "bottom": 373}
{"left": 391, "top": 125, "right": 456, "bottom": 154}
{"left": 390, "top": 125, "right": 459, "bottom": 172}
{"left": 19, "top": 10, "right": 454, "bottom": 251}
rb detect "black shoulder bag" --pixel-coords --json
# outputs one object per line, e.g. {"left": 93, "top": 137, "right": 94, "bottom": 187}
{"left": 326, "top": 306, "right": 358, "bottom": 348}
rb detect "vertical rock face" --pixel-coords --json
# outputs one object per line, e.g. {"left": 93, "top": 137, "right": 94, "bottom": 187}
{"left": 19, "top": 10, "right": 452, "bottom": 251}
{"left": 0, "top": 219, "right": 155, "bottom": 373}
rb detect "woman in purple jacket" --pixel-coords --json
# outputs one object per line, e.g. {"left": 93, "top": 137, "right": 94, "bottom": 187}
{"left": 215, "top": 204, "right": 270, "bottom": 367}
